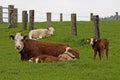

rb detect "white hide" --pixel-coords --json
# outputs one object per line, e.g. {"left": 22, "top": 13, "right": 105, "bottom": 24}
{"left": 29, "top": 27, "right": 55, "bottom": 40}
{"left": 89, "top": 38, "right": 94, "bottom": 45}
{"left": 58, "top": 47, "right": 76, "bottom": 61}
{"left": 14, "top": 33, "right": 24, "bottom": 51}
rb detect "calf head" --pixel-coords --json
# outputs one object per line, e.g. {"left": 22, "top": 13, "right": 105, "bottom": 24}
{"left": 9, "top": 33, "right": 27, "bottom": 51}
{"left": 47, "top": 27, "right": 55, "bottom": 35}
{"left": 87, "top": 38, "right": 99, "bottom": 45}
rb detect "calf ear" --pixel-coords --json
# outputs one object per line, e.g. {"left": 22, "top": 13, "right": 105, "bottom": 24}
{"left": 9, "top": 35, "right": 15, "bottom": 40}
{"left": 47, "top": 27, "right": 49, "bottom": 30}
{"left": 95, "top": 39, "right": 98, "bottom": 42}
{"left": 23, "top": 35, "right": 28, "bottom": 40}
{"left": 86, "top": 39, "right": 90, "bottom": 42}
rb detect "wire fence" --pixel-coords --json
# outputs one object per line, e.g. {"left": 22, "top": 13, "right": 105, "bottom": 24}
{"left": 17, "top": 9, "right": 90, "bottom": 22}
{"left": 0, "top": 5, "right": 119, "bottom": 23}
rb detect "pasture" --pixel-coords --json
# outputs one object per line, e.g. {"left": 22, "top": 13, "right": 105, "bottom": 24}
{"left": 0, "top": 21, "right": 120, "bottom": 80}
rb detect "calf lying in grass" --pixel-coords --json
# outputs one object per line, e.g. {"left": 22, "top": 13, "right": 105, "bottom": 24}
{"left": 29, "top": 55, "right": 60, "bottom": 63}
{"left": 29, "top": 53, "right": 75, "bottom": 63}
{"left": 29, "top": 27, "right": 55, "bottom": 40}
{"left": 87, "top": 38, "right": 109, "bottom": 61}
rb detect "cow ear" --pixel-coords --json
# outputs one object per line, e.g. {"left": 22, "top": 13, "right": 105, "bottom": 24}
{"left": 46, "top": 27, "right": 49, "bottom": 30}
{"left": 86, "top": 39, "right": 90, "bottom": 42}
{"left": 23, "top": 35, "right": 28, "bottom": 40}
{"left": 9, "top": 35, "right": 15, "bottom": 40}
{"left": 95, "top": 39, "right": 98, "bottom": 42}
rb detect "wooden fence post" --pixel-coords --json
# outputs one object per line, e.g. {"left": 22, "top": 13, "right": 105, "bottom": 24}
{"left": 90, "top": 13, "right": 93, "bottom": 21}
{"left": 115, "top": 12, "right": 118, "bottom": 20}
{"left": 12, "top": 8, "right": 18, "bottom": 28}
{"left": 22, "top": 11, "right": 28, "bottom": 30}
{"left": 60, "top": 13, "right": 63, "bottom": 22}
{"left": 71, "top": 13, "right": 77, "bottom": 36}
{"left": 47, "top": 12, "right": 52, "bottom": 27}
{"left": 29, "top": 10, "right": 34, "bottom": 30}
{"left": 0, "top": 6, "right": 3, "bottom": 23}
{"left": 8, "top": 5, "right": 14, "bottom": 28}
{"left": 93, "top": 15, "right": 100, "bottom": 38}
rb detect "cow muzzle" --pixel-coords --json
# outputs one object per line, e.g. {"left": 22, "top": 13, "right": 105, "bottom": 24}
{"left": 15, "top": 45, "right": 21, "bottom": 50}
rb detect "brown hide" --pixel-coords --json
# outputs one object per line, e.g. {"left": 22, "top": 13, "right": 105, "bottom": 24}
{"left": 20, "top": 39, "right": 79, "bottom": 60}
{"left": 29, "top": 55, "right": 61, "bottom": 63}
{"left": 44, "top": 56, "right": 61, "bottom": 63}
{"left": 91, "top": 38, "right": 109, "bottom": 60}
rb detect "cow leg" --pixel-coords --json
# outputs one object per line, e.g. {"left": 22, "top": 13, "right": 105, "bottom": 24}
{"left": 39, "top": 36, "right": 42, "bottom": 39}
{"left": 66, "top": 47, "right": 79, "bottom": 59}
{"left": 100, "top": 49, "right": 104, "bottom": 61}
{"left": 20, "top": 53, "right": 29, "bottom": 61}
{"left": 98, "top": 50, "right": 102, "bottom": 60}
{"left": 98, "top": 53, "right": 101, "bottom": 60}
{"left": 58, "top": 53, "right": 74, "bottom": 61}
{"left": 106, "top": 46, "right": 109, "bottom": 60}
{"left": 93, "top": 50, "right": 97, "bottom": 60}
{"left": 34, "top": 58, "right": 39, "bottom": 63}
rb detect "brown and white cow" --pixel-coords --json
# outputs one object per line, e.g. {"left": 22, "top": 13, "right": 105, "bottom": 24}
{"left": 87, "top": 37, "right": 109, "bottom": 61}
{"left": 29, "top": 55, "right": 61, "bottom": 63}
{"left": 29, "top": 51, "right": 76, "bottom": 63}
{"left": 9, "top": 33, "right": 80, "bottom": 61}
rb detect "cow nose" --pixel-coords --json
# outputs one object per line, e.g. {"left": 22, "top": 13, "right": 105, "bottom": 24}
{"left": 16, "top": 46, "right": 21, "bottom": 50}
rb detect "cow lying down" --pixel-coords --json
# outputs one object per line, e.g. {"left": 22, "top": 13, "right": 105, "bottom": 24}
{"left": 29, "top": 47, "right": 76, "bottom": 63}
{"left": 9, "top": 33, "right": 80, "bottom": 63}
{"left": 29, "top": 27, "right": 55, "bottom": 40}
{"left": 29, "top": 54, "right": 74, "bottom": 63}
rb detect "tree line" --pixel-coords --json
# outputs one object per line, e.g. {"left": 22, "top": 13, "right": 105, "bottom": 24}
{"left": 100, "top": 15, "right": 120, "bottom": 20}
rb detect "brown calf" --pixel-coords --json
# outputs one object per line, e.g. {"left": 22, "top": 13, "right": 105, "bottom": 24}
{"left": 87, "top": 38, "right": 109, "bottom": 61}
{"left": 29, "top": 52, "right": 75, "bottom": 63}
{"left": 29, "top": 55, "right": 61, "bottom": 63}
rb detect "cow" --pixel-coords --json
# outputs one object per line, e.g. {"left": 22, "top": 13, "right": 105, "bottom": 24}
{"left": 9, "top": 32, "right": 80, "bottom": 62}
{"left": 29, "top": 55, "right": 61, "bottom": 63}
{"left": 29, "top": 27, "right": 55, "bottom": 40}
{"left": 87, "top": 37, "right": 109, "bottom": 61}
{"left": 29, "top": 51, "right": 75, "bottom": 63}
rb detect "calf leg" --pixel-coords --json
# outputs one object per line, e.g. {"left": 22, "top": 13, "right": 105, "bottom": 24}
{"left": 39, "top": 36, "right": 42, "bottom": 39}
{"left": 93, "top": 50, "right": 97, "bottom": 60}
{"left": 98, "top": 50, "right": 101, "bottom": 60}
{"left": 106, "top": 47, "right": 109, "bottom": 60}
{"left": 100, "top": 49, "right": 104, "bottom": 61}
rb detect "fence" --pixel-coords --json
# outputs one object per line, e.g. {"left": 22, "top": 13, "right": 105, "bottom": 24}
{"left": 0, "top": 5, "right": 119, "bottom": 37}
{"left": 0, "top": 5, "right": 18, "bottom": 28}
{"left": 22, "top": 11, "right": 101, "bottom": 37}
{"left": 0, "top": 6, "right": 9, "bottom": 28}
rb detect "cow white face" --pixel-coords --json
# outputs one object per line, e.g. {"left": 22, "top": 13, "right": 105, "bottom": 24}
{"left": 14, "top": 33, "right": 24, "bottom": 51}
{"left": 10, "top": 33, "right": 27, "bottom": 52}
{"left": 87, "top": 38, "right": 98, "bottom": 45}
{"left": 48, "top": 27, "right": 55, "bottom": 35}
{"left": 89, "top": 38, "right": 94, "bottom": 45}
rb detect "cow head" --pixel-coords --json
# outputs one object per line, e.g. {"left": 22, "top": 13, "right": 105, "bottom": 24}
{"left": 9, "top": 33, "right": 28, "bottom": 52}
{"left": 47, "top": 27, "right": 55, "bottom": 35}
{"left": 87, "top": 38, "right": 98, "bottom": 45}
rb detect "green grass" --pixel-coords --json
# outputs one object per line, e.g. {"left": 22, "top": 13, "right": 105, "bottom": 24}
{"left": 0, "top": 21, "right": 120, "bottom": 80}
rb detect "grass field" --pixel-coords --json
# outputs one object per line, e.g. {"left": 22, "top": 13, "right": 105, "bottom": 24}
{"left": 0, "top": 21, "right": 120, "bottom": 80}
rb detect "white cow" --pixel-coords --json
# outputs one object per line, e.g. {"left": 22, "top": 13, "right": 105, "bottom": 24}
{"left": 29, "top": 27, "right": 55, "bottom": 40}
